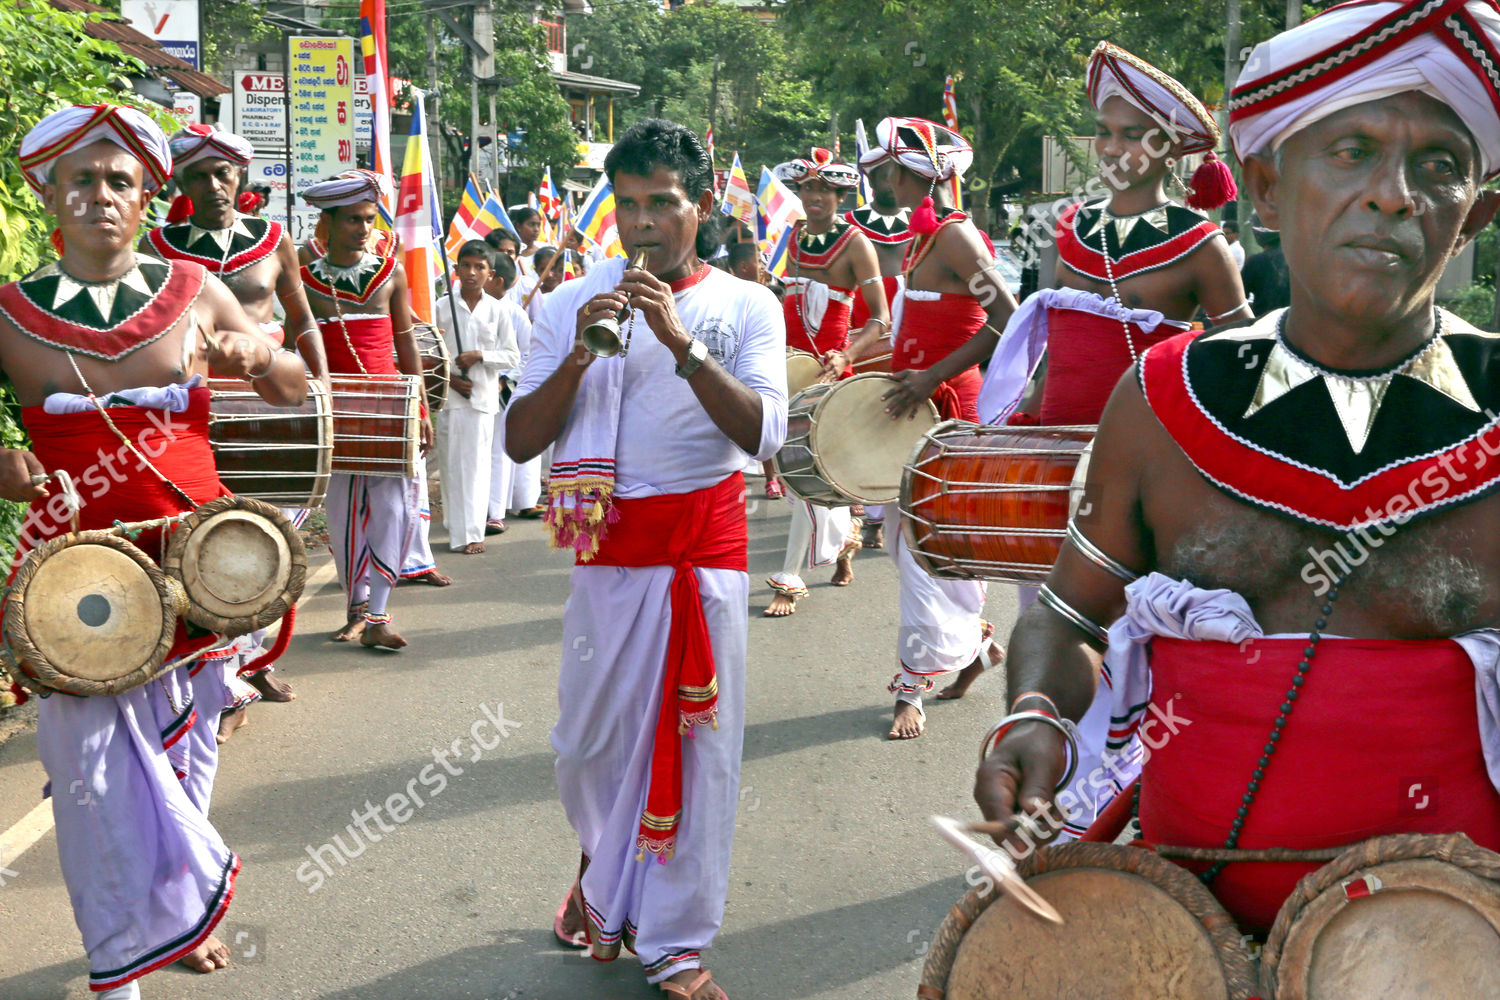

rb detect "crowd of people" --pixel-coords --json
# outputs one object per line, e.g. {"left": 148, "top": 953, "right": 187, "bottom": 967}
{"left": 4, "top": 2, "right": 1500, "bottom": 998}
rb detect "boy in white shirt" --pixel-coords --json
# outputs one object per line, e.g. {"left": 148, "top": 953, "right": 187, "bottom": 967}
{"left": 486, "top": 253, "right": 543, "bottom": 533}
{"left": 440, "top": 241, "right": 519, "bottom": 553}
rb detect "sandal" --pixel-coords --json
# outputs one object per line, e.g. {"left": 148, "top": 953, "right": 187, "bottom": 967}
{"left": 660, "top": 969, "right": 727, "bottom": 999}
{"left": 553, "top": 888, "right": 588, "bottom": 949}
{"left": 764, "top": 478, "right": 784, "bottom": 499}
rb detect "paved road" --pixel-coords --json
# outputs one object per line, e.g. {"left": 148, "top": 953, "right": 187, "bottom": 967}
{"left": 0, "top": 487, "right": 1019, "bottom": 1000}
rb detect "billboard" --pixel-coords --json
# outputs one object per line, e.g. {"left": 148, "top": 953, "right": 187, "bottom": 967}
{"left": 120, "top": 0, "right": 200, "bottom": 69}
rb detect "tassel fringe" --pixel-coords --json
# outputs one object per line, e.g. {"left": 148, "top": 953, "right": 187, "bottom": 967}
{"left": 909, "top": 196, "right": 940, "bottom": 235}
{"left": 1187, "top": 152, "right": 1237, "bottom": 211}
{"left": 543, "top": 476, "right": 618, "bottom": 561}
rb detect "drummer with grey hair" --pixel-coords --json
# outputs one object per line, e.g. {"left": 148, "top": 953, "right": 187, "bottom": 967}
{"left": 0, "top": 104, "right": 307, "bottom": 999}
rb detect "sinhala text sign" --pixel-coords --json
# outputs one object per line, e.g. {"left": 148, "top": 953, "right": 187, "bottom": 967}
{"left": 290, "top": 36, "right": 357, "bottom": 210}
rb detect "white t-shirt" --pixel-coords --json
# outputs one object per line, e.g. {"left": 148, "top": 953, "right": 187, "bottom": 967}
{"left": 499, "top": 295, "right": 532, "bottom": 382}
{"left": 439, "top": 290, "right": 518, "bottom": 415}
{"left": 1229, "top": 240, "right": 1246, "bottom": 269}
{"left": 515, "top": 258, "right": 788, "bottom": 497}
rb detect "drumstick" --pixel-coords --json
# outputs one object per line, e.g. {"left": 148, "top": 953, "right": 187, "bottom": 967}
{"left": 930, "top": 815, "right": 1063, "bottom": 924}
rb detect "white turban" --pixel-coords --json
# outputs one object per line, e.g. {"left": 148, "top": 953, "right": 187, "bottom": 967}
{"left": 774, "top": 147, "right": 861, "bottom": 189}
{"left": 858, "top": 116, "right": 972, "bottom": 182}
{"left": 301, "top": 168, "right": 392, "bottom": 210}
{"left": 19, "top": 104, "right": 172, "bottom": 195}
{"left": 1087, "top": 42, "right": 1220, "bottom": 156}
{"left": 169, "top": 123, "right": 254, "bottom": 171}
{"left": 1229, "top": 0, "right": 1500, "bottom": 179}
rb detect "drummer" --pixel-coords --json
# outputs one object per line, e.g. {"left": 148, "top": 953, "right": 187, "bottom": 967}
{"left": 145, "top": 124, "right": 329, "bottom": 738}
{"left": 764, "top": 149, "right": 888, "bottom": 618}
{"left": 976, "top": 43, "right": 1250, "bottom": 428}
{"left": 299, "top": 172, "right": 434, "bottom": 649}
{"left": 0, "top": 104, "right": 307, "bottom": 998}
{"left": 843, "top": 178, "right": 911, "bottom": 550}
{"left": 976, "top": 0, "right": 1500, "bottom": 936}
{"left": 863, "top": 117, "right": 1018, "bottom": 738}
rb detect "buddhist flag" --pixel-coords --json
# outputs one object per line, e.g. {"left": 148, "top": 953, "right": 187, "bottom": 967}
{"left": 719, "top": 152, "right": 755, "bottom": 227}
{"left": 942, "top": 75, "right": 958, "bottom": 130}
{"left": 443, "top": 176, "right": 485, "bottom": 262}
{"left": 359, "top": 0, "right": 395, "bottom": 228}
{"left": 756, "top": 166, "right": 804, "bottom": 244}
{"left": 575, "top": 174, "right": 624, "bottom": 258}
{"left": 765, "top": 225, "right": 793, "bottom": 279}
{"left": 472, "top": 190, "right": 520, "bottom": 243}
{"left": 395, "top": 88, "right": 442, "bottom": 325}
{"left": 538, "top": 167, "right": 561, "bottom": 219}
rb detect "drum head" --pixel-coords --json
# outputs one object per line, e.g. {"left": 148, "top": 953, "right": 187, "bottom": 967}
{"left": 921, "top": 844, "right": 1258, "bottom": 1000}
{"left": 809, "top": 374, "right": 937, "bottom": 504}
{"left": 165, "top": 497, "right": 306, "bottom": 637}
{"left": 1264, "top": 836, "right": 1500, "bottom": 999}
{"left": 5, "top": 532, "right": 176, "bottom": 695}
{"left": 787, "top": 351, "right": 824, "bottom": 397}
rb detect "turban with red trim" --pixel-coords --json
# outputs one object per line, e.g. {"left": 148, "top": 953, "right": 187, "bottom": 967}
{"left": 774, "top": 148, "right": 861, "bottom": 189}
{"left": 168, "top": 123, "right": 254, "bottom": 171}
{"left": 1087, "top": 42, "right": 1220, "bottom": 156}
{"left": 19, "top": 104, "right": 172, "bottom": 195}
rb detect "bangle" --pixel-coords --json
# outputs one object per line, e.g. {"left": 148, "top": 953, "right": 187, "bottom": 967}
{"left": 1207, "top": 300, "right": 1249, "bottom": 324}
{"left": 866, "top": 317, "right": 891, "bottom": 332}
{"left": 979, "top": 711, "right": 1079, "bottom": 791}
{"left": 295, "top": 328, "right": 319, "bottom": 344}
{"left": 1011, "top": 690, "right": 1061, "bottom": 716}
{"left": 246, "top": 344, "right": 276, "bottom": 379}
{"left": 857, "top": 274, "right": 883, "bottom": 287}
{"left": 1037, "top": 583, "right": 1110, "bottom": 645}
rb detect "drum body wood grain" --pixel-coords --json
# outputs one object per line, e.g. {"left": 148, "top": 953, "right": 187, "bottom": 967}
{"left": 3, "top": 532, "right": 186, "bottom": 696}
{"left": 919, "top": 843, "right": 1258, "bottom": 1000}
{"left": 775, "top": 373, "right": 938, "bottom": 507}
{"left": 412, "top": 322, "right": 451, "bottom": 415}
{"left": 208, "top": 378, "right": 332, "bottom": 508}
{"left": 329, "top": 373, "right": 421, "bottom": 479}
{"left": 1261, "top": 834, "right": 1500, "bottom": 999}
{"left": 164, "top": 496, "right": 306, "bottom": 638}
{"left": 901, "top": 422, "right": 1095, "bottom": 584}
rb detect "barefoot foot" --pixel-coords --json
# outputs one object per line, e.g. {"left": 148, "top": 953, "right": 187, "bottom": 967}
{"left": 216, "top": 707, "right": 248, "bottom": 745}
{"left": 463, "top": 541, "right": 485, "bottom": 554}
{"left": 830, "top": 554, "right": 855, "bottom": 587}
{"left": 863, "top": 521, "right": 884, "bottom": 549}
{"left": 331, "top": 615, "right": 365, "bottom": 643}
{"left": 247, "top": 671, "right": 295, "bottom": 703}
{"left": 180, "top": 933, "right": 231, "bottom": 973}
{"left": 935, "top": 641, "right": 1006, "bottom": 701}
{"left": 406, "top": 569, "right": 452, "bottom": 586}
{"left": 763, "top": 591, "right": 797, "bottom": 617}
{"left": 360, "top": 623, "right": 408, "bottom": 650}
{"left": 888, "top": 700, "right": 925, "bottom": 740}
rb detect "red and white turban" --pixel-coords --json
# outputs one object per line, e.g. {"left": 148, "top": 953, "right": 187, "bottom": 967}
{"left": 301, "top": 168, "right": 392, "bottom": 210}
{"left": 858, "top": 116, "right": 972, "bottom": 182}
{"left": 169, "top": 123, "right": 254, "bottom": 171}
{"left": 18, "top": 104, "right": 172, "bottom": 195}
{"left": 1087, "top": 42, "right": 1220, "bottom": 156}
{"left": 1229, "top": 0, "right": 1500, "bottom": 179}
{"left": 774, "top": 148, "right": 861, "bottom": 189}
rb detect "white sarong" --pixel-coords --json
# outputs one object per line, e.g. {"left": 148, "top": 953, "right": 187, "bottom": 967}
{"left": 888, "top": 524, "right": 988, "bottom": 709}
{"left": 768, "top": 499, "right": 857, "bottom": 595}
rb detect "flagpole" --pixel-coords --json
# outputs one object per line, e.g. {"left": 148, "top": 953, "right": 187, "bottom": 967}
{"left": 524, "top": 219, "right": 573, "bottom": 308}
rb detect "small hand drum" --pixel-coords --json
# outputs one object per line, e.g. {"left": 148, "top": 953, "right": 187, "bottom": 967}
{"left": 4, "top": 531, "right": 187, "bottom": 696}
{"left": 1261, "top": 834, "right": 1500, "bottom": 999}
{"left": 918, "top": 842, "right": 1259, "bottom": 1000}
{"left": 163, "top": 496, "right": 306, "bottom": 638}
{"left": 786, "top": 348, "right": 825, "bottom": 397}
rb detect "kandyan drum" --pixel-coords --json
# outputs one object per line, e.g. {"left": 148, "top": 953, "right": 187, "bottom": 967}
{"left": 774, "top": 373, "right": 939, "bottom": 507}
{"left": 919, "top": 842, "right": 1259, "bottom": 1000}
{"left": 3, "top": 531, "right": 186, "bottom": 696}
{"left": 849, "top": 334, "right": 894, "bottom": 375}
{"left": 1260, "top": 834, "right": 1500, "bottom": 999}
{"left": 412, "top": 322, "right": 451, "bottom": 415}
{"left": 786, "top": 348, "right": 825, "bottom": 397}
{"left": 208, "top": 377, "right": 332, "bottom": 509}
{"left": 901, "top": 422, "right": 1096, "bottom": 584}
{"left": 163, "top": 496, "right": 306, "bottom": 638}
{"left": 330, "top": 373, "right": 421, "bottom": 479}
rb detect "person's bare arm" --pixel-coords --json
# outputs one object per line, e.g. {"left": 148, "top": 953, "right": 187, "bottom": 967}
{"left": 201, "top": 275, "right": 307, "bottom": 406}
{"left": 974, "top": 370, "right": 1154, "bottom": 846}
{"left": 1193, "top": 235, "right": 1253, "bottom": 327}
{"left": 504, "top": 299, "right": 593, "bottom": 464}
{"left": 829, "top": 235, "right": 889, "bottom": 376}
{"left": 885, "top": 223, "right": 1017, "bottom": 417}
{"left": 275, "top": 234, "right": 328, "bottom": 382}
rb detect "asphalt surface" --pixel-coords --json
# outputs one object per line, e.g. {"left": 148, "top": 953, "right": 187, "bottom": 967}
{"left": 0, "top": 481, "right": 1019, "bottom": 1000}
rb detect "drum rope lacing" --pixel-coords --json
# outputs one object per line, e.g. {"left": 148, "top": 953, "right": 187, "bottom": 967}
{"left": 1198, "top": 569, "right": 1350, "bottom": 886}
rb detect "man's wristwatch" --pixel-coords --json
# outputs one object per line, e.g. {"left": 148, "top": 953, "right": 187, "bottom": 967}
{"left": 674, "top": 338, "right": 709, "bottom": 379}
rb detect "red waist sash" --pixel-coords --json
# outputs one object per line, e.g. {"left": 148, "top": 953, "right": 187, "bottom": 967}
{"left": 1038, "top": 307, "right": 1182, "bottom": 425}
{"left": 1136, "top": 635, "right": 1500, "bottom": 933}
{"left": 584, "top": 472, "right": 748, "bottom": 861}
{"left": 9, "top": 388, "right": 228, "bottom": 663}
{"left": 894, "top": 293, "right": 985, "bottom": 421}
{"left": 783, "top": 285, "right": 852, "bottom": 359}
{"left": 319, "top": 314, "right": 398, "bottom": 376}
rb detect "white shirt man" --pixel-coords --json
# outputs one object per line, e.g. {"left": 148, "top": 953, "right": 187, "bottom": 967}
{"left": 489, "top": 281, "right": 542, "bottom": 525}
{"left": 440, "top": 244, "right": 518, "bottom": 552}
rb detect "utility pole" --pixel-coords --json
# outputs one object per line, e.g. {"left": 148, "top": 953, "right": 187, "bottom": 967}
{"left": 1224, "top": 0, "right": 1247, "bottom": 237}
{"left": 427, "top": 17, "right": 441, "bottom": 189}
{"left": 473, "top": 0, "right": 496, "bottom": 190}
{"left": 1287, "top": 0, "right": 1302, "bottom": 28}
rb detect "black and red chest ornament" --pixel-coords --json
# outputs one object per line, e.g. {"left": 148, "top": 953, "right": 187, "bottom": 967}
{"left": 300, "top": 252, "right": 396, "bottom": 307}
{"left": 1058, "top": 198, "right": 1221, "bottom": 283}
{"left": 146, "top": 216, "right": 282, "bottom": 275}
{"left": 1141, "top": 308, "right": 1500, "bottom": 531}
{"left": 0, "top": 254, "right": 205, "bottom": 360}
{"left": 790, "top": 219, "right": 858, "bottom": 270}
{"left": 843, "top": 206, "right": 910, "bottom": 245}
